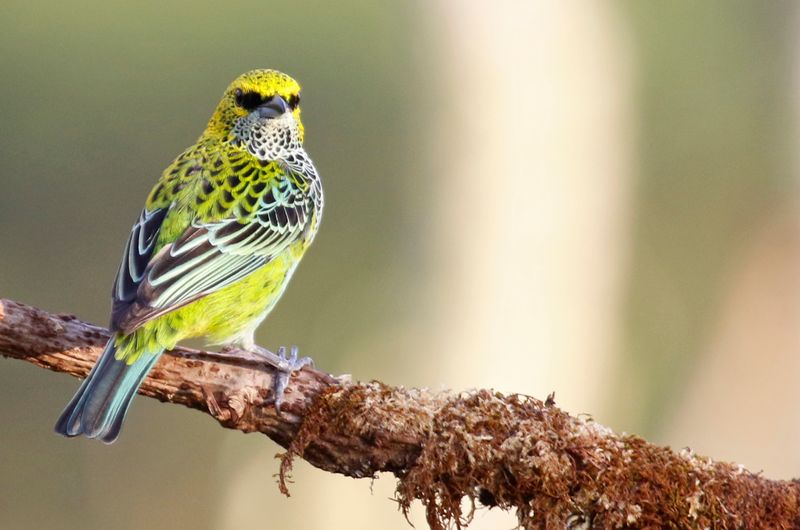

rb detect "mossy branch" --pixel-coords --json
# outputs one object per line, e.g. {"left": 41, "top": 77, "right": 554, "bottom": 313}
{"left": 1, "top": 298, "right": 798, "bottom": 529}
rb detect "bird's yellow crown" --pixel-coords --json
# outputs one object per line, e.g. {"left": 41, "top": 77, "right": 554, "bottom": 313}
{"left": 204, "top": 69, "right": 304, "bottom": 141}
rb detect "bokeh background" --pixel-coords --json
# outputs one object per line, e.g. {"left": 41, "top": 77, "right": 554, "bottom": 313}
{"left": 1, "top": 1, "right": 799, "bottom": 529}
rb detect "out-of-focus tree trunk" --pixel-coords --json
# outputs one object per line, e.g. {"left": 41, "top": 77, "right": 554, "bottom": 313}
{"left": 421, "top": 2, "right": 634, "bottom": 528}
{"left": 425, "top": 1, "right": 633, "bottom": 423}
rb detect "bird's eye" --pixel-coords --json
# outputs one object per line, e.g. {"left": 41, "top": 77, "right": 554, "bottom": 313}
{"left": 233, "top": 89, "right": 263, "bottom": 111}
{"left": 287, "top": 93, "right": 301, "bottom": 110}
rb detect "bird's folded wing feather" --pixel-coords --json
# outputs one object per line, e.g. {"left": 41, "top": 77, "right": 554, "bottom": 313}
{"left": 110, "top": 174, "right": 314, "bottom": 334}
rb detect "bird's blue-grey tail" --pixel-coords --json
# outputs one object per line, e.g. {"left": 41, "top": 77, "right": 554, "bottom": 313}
{"left": 54, "top": 338, "right": 162, "bottom": 443}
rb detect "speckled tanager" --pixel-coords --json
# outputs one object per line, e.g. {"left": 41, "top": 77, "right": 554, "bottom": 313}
{"left": 55, "top": 69, "right": 324, "bottom": 443}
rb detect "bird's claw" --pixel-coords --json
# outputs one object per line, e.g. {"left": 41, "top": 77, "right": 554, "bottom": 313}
{"left": 250, "top": 345, "right": 313, "bottom": 412}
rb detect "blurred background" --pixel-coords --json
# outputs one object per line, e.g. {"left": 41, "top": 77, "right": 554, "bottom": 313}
{"left": 1, "top": 1, "right": 799, "bottom": 528}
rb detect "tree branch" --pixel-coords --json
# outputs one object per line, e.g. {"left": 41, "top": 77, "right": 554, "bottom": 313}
{"left": 1, "top": 298, "right": 798, "bottom": 529}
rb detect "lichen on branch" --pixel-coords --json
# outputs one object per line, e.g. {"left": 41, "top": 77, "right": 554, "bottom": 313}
{"left": 1, "top": 298, "right": 798, "bottom": 529}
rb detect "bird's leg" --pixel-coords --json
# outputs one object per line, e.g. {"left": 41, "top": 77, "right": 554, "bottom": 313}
{"left": 228, "top": 342, "right": 314, "bottom": 412}
{"left": 217, "top": 344, "right": 264, "bottom": 364}
{"left": 253, "top": 345, "right": 314, "bottom": 411}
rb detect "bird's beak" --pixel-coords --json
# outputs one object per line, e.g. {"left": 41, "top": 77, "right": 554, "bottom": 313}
{"left": 256, "top": 95, "right": 290, "bottom": 119}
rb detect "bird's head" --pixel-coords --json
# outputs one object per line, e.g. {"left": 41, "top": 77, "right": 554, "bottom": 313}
{"left": 204, "top": 69, "right": 304, "bottom": 160}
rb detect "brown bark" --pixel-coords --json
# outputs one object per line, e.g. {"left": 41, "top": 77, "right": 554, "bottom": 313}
{"left": 1, "top": 298, "right": 798, "bottom": 529}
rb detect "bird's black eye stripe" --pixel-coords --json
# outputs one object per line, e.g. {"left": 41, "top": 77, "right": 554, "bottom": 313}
{"left": 234, "top": 89, "right": 300, "bottom": 111}
{"left": 233, "top": 88, "right": 264, "bottom": 111}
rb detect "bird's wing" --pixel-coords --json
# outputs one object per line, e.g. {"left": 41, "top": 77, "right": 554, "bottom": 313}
{"left": 112, "top": 207, "right": 170, "bottom": 305}
{"left": 110, "top": 167, "right": 318, "bottom": 335}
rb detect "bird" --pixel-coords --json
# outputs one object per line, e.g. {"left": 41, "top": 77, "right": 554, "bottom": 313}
{"left": 54, "top": 69, "right": 324, "bottom": 443}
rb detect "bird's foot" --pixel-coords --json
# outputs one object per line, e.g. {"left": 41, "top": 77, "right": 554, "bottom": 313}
{"left": 249, "top": 345, "right": 314, "bottom": 412}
